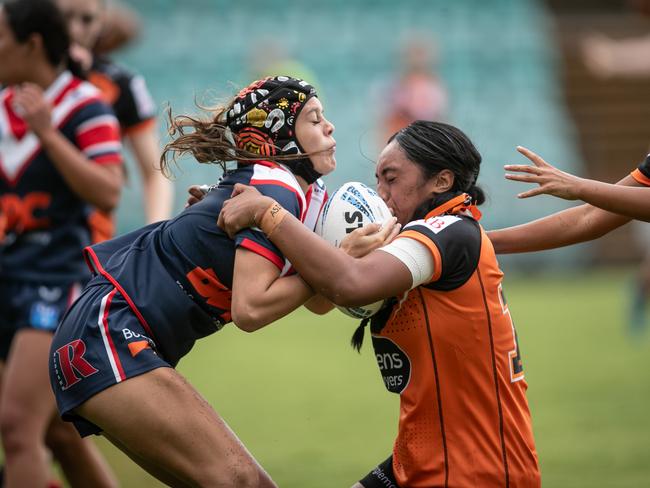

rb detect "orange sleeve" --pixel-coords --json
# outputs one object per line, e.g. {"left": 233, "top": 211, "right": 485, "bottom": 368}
{"left": 631, "top": 168, "right": 650, "bottom": 187}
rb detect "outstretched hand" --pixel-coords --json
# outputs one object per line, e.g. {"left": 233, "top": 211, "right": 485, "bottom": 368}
{"left": 340, "top": 217, "right": 401, "bottom": 258}
{"left": 217, "top": 184, "right": 273, "bottom": 238}
{"left": 504, "top": 146, "right": 583, "bottom": 200}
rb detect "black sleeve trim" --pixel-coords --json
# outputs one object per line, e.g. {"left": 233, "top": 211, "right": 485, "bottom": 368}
{"left": 414, "top": 217, "right": 482, "bottom": 291}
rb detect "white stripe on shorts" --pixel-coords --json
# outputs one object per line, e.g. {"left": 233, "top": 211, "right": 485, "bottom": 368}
{"left": 97, "top": 289, "right": 123, "bottom": 383}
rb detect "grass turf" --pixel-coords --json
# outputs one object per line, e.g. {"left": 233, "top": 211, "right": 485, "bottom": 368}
{"left": 80, "top": 269, "right": 650, "bottom": 486}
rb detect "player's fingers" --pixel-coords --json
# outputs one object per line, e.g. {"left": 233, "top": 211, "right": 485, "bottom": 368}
{"left": 184, "top": 196, "right": 200, "bottom": 208}
{"left": 383, "top": 222, "right": 402, "bottom": 244}
{"left": 187, "top": 186, "right": 202, "bottom": 197}
{"left": 517, "top": 187, "right": 546, "bottom": 199}
{"left": 231, "top": 183, "right": 254, "bottom": 197}
{"left": 217, "top": 208, "right": 228, "bottom": 233}
{"left": 354, "top": 223, "right": 382, "bottom": 237}
{"left": 375, "top": 217, "right": 399, "bottom": 241}
{"left": 505, "top": 173, "right": 542, "bottom": 183}
{"left": 504, "top": 164, "right": 541, "bottom": 175}
{"left": 516, "top": 146, "right": 549, "bottom": 168}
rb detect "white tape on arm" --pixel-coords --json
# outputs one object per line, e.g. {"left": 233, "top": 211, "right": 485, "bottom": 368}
{"left": 378, "top": 237, "right": 435, "bottom": 289}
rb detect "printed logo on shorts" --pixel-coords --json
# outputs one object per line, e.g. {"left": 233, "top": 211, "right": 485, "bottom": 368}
{"left": 122, "top": 328, "right": 156, "bottom": 357}
{"left": 53, "top": 339, "right": 99, "bottom": 390}
{"left": 372, "top": 336, "right": 411, "bottom": 394}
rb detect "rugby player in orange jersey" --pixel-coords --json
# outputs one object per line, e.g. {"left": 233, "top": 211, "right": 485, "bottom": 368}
{"left": 219, "top": 121, "right": 542, "bottom": 488}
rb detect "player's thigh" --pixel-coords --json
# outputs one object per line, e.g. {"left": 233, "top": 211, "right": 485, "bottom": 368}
{"left": 76, "top": 367, "right": 271, "bottom": 486}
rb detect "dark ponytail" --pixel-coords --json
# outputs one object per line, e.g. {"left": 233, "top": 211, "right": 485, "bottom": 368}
{"left": 388, "top": 121, "right": 486, "bottom": 220}
{"left": 3, "top": 0, "right": 84, "bottom": 78}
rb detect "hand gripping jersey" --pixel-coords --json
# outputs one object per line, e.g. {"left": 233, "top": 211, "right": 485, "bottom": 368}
{"left": 372, "top": 201, "right": 540, "bottom": 488}
{"left": 0, "top": 71, "right": 122, "bottom": 283}
{"left": 83, "top": 161, "right": 327, "bottom": 366}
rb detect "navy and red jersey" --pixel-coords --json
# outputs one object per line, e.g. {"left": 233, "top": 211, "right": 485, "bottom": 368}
{"left": 372, "top": 207, "right": 540, "bottom": 487}
{"left": 83, "top": 161, "right": 327, "bottom": 365}
{"left": 0, "top": 71, "right": 122, "bottom": 283}
{"left": 88, "top": 56, "right": 156, "bottom": 136}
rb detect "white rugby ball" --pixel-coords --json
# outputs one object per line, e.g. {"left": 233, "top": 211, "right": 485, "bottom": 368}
{"left": 317, "top": 182, "right": 392, "bottom": 319}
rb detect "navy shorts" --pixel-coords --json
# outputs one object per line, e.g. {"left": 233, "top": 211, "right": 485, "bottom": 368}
{"left": 0, "top": 280, "right": 83, "bottom": 360}
{"left": 359, "top": 455, "right": 400, "bottom": 488}
{"left": 50, "top": 281, "right": 169, "bottom": 436}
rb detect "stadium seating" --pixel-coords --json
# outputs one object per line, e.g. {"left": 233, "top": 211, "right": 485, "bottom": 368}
{"left": 116, "top": 0, "right": 585, "bottom": 268}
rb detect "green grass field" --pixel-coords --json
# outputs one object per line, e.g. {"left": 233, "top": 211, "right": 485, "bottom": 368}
{"left": 85, "top": 269, "right": 650, "bottom": 487}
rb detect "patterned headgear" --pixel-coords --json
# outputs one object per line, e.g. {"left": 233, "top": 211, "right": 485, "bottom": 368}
{"left": 226, "top": 75, "right": 321, "bottom": 184}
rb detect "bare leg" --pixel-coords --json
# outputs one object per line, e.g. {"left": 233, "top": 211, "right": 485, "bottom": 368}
{"left": 76, "top": 367, "right": 276, "bottom": 488}
{"left": 45, "top": 413, "right": 118, "bottom": 488}
{"left": 0, "top": 330, "right": 57, "bottom": 487}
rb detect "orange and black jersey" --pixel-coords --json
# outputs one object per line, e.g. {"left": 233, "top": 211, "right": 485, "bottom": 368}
{"left": 631, "top": 154, "right": 650, "bottom": 187}
{"left": 89, "top": 56, "right": 156, "bottom": 136}
{"left": 372, "top": 201, "right": 540, "bottom": 488}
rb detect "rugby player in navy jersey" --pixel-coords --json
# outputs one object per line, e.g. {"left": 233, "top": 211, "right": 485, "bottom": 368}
{"left": 0, "top": 0, "right": 121, "bottom": 486}
{"left": 49, "top": 75, "right": 396, "bottom": 487}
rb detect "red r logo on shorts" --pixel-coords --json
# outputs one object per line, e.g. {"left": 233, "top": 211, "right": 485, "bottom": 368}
{"left": 54, "top": 339, "right": 99, "bottom": 390}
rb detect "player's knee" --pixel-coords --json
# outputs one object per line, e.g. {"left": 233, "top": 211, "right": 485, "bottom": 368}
{"left": 0, "top": 404, "right": 36, "bottom": 454}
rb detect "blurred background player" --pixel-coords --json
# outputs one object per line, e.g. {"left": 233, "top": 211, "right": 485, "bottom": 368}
{"left": 379, "top": 35, "right": 448, "bottom": 144}
{"left": 580, "top": 0, "right": 650, "bottom": 334}
{"left": 0, "top": 0, "right": 122, "bottom": 486}
{"left": 58, "top": 0, "right": 172, "bottom": 234}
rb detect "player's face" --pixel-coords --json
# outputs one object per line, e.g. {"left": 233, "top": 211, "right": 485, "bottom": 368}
{"left": 0, "top": 8, "right": 30, "bottom": 85}
{"left": 58, "top": 0, "right": 104, "bottom": 50}
{"left": 295, "top": 97, "right": 336, "bottom": 177}
{"left": 376, "top": 140, "right": 440, "bottom": 225}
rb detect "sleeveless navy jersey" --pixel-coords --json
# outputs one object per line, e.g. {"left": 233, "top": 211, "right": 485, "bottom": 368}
{"left": 89, "top": 56, "right": 157, "bottom": 134}
{"left": 83, "top": 161, "right": 327, "bottom": 365}
{"left": 0, "top": 71, "right": 123, "bottom": 283}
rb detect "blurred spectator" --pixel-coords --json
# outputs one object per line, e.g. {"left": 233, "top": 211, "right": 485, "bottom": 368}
{"left": 582, "top": 33, "right": 650, "bottom": 78}
{"left": 581, "top": 0, "right": 650, "bottom": 335}
{"left": 248, "top": 38, "right": 321, "bottom": 92}
{"left": 59, "top": 0, "right": 173, "bottom": 227}
{"left": 94, "top": 0, "right": 141, "bottom": 55}
{"left": 380, "top": 36, "right": 448, "bottom": 143}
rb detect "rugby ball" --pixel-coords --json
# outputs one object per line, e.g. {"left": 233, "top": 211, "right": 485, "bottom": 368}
{"left": 317, "top": 182, "right": 392, "bottom": 319}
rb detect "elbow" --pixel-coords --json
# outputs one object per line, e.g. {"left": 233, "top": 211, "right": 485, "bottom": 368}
{"left": 231, "top": 304, "right": 268, "bottom": 333}
{"left": 319, "top": 272, "right": 365, "bottom": 308}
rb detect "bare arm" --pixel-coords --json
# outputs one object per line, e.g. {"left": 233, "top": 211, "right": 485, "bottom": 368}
{"left": 125, "top": 127, "right": 173, "bottom": 222}
{"left": 504, "top": 146, "right": 650, "bottom": 221}
{"left": 219, "top": 187, "right": 413, "bottom": 307}
{"left": 300, "top": 220, "right": 400, "bottom": 315}
{"left": 16, "top": 84, "right": 122, "bottom": 211}
{"left": 231, "top": 248, "right": 315, "bottom": 332}
{"left": 487, "top": 203, "right": 631, "bottom": 254}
